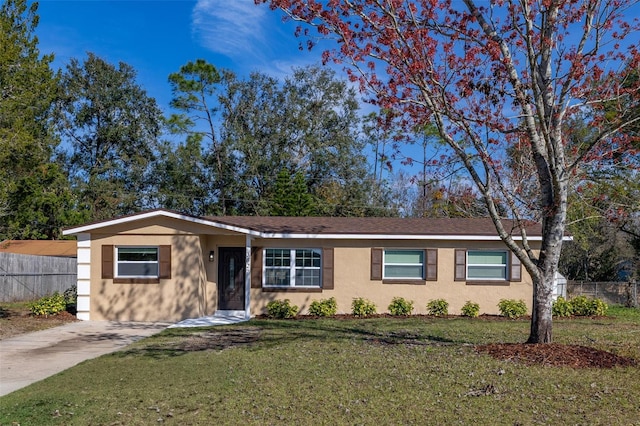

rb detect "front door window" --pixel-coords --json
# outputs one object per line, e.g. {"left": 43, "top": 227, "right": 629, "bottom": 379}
{"left": 218, "top": 247, "right": 245, "bottom": 310}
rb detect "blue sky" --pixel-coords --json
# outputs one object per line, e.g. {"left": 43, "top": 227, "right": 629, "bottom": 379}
{"left": 35, "top": 0, "right": 329, "bottom": 113}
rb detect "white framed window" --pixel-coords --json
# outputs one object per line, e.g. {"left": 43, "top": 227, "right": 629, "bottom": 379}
{"left": 116, "top": 247, "right": 159, "bottom": 278}
{"left": 264, "top": 248, "right": 321, "bottom": 287}
{"left": 467, "top": 250, "right": 507, "bottom": 280}
{"left": 383, "top": 250, "right": 424, "bottom": 279}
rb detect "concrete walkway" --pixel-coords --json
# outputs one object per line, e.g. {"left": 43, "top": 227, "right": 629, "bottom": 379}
{"left": 0, "top": 321, "right": 170, "bottom": 397}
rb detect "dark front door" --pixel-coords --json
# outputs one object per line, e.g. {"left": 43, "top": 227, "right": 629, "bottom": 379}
{"left": 218, "top": 247, "right": 246, "bottom": 310}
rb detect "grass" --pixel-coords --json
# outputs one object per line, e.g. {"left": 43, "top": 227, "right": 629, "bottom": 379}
{"left": 1, "top": 308, "right": 640, "bottom": 425}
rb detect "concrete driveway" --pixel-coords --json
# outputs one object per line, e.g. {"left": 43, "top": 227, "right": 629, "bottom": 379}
{"left": 0, "top": 321, "right": 170, "bottom": 397}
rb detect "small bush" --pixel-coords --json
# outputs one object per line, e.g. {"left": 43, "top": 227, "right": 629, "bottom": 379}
{"left": 388, "top": 297, "right": 414, "bottom": 316}
{"left": 567, "top": 296, "right": 608, "bottom": 316}
{"left": 309, "top": 297, "right": 337, "bottom": 316}
{"left": 426, "top": 299, "right": 449, "bottom": 316}
{"left": 29, "top": 292, "right": 67, "bottom": 316}
{"left": 351, "top": 298, "right": 377, "bottom": 317}
{"left": 461, "top": 300, "right": 480, "bottom": 318}
{"left": 266, "top": 299, "right": 299, "bottom": 319}
{"left": 569, "top": 296, "right": 608, "bottom": 316}
{"left": 64, "top": 285, "right": 78, "bottom": 313}
{"left": 589, "top": 298, "right": 608, "bottom": 316}
{"left": 569, "top": 295, "right": 591, "bottom": 316}
{"left": 552, "top": 296, "right": 573, "bottom": 317}
{"left": 497, "top": 299, "right": 527, "bottom": 319}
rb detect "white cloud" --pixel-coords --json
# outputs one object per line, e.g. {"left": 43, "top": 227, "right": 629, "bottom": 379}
{"left": 192, "top": 0, "right": 269, "bottom": 60}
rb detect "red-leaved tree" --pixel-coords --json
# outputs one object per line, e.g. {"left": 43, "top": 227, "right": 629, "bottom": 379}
{"left": 256, "top": 0, "right": 640, "bottom": 342}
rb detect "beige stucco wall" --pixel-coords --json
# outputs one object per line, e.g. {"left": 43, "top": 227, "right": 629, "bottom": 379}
{"left": 86, "top": 217, "right": 246, "bottom": 321}
{"left": 83, "top": 216, "right": 536, "bottom": 321}
{"left": 250, "top": 239, "right": 536, "bottom": 317}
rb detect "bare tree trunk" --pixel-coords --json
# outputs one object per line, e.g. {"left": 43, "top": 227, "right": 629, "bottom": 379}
{"left": 527, "top": 273, "right": 554, "bottom": 343}
{"left": 527, "top": 210, "right": 567, "bottom": 343}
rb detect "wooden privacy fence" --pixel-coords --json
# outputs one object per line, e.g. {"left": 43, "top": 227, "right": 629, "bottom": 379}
{"left": 567, "top": 280, "right": 639, "bottom": 308}
{"left": 0, "top": 253, "right": 77, "bottom": 302}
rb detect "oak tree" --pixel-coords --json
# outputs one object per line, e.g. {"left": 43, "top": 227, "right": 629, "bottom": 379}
{"left": 55, "top": 53, "right": 163, "bottom": 221}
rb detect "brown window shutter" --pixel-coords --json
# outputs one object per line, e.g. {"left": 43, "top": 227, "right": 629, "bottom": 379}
{"left": 251, "top": 247, "right": 263, "bottom": 288}
{"left": 454, "top": 248, "right": 466, "bottom": 281}
{"left": 371, "top": 248, "right": 382, "bottom": 280}
{"left": 159, "top": 245, "right": 171, "bottom": 279}
{"left": 322, "top": 248, "right": 334, "bottom": 289}
{"left": 425, "top": 248, "right": 438, "bottom": 281}
{"left": 102, "top": 245, "right": 114, "bottom": 279}
{"left": 509, "top": 251, "right": 522, "bottom": 282}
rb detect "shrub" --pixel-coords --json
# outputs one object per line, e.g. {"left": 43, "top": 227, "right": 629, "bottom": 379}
{"left": 29, "top": 292, "right": 67, "bottom": 316}
{"left": 497, "top": 299, "right": 527, "bottom": 319}
{"left": 351, "top": 297, "right": 377, "bottom": 317}
{"left": 266, "top": 299, "right": 299, "bottom": 319}
{"left": 426, "top": 299, "right": 449, "bottom": 316}
{"left": 461, "top": 300, "right": 480, "bottom": 318}
{"left": 589, "top": 298, "right": 608, "bottom": 316}
{"left": 568, "top": 296, "right": 608, "bottom": 316}
{"left": 309, "top": 297, "right": 338, "bottom": 316}
{"left": 569, "top": 295, "right": 592, "bottom": 316}
{"left": 388, "top": 297, "right": 414, "bottom": 316}
{"left": 64, "top": 285, "right": 78, "bottom": 313}
{"left": 552, "top": 296, "right": 573, "bottom": 317}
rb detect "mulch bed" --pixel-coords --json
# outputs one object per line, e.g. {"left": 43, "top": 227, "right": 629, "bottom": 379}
{"left": 0, "top": 308, "right": 78, "bottom": 340}
{"left": 475, "top": 343, "right": 637, "bottom": 368}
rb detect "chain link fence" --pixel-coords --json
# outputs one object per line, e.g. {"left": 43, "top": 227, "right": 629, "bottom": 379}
{"left": 567, "top": 280, "right": 639, "bottom": 308}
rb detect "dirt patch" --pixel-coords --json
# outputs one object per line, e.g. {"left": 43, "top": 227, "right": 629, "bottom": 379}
{"left": 0, "top": 305, "right": 78, "bottom": 340}
{"left": 475, "top": 343, "right": 637, "bottom": 368}
{"left": 150, "top": 328, "right": 263, "bottom": 353}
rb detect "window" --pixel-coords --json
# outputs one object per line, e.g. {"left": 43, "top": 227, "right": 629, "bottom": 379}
{"left": 116, "top": 247, "right": 159, "bottom": 278}
{"left": 467, "top": 250, "right": 507, "bottom": 280}
{"left": 383, "top": 250, "right": 424, "bottom": 279}
{"left": 264, "top": 248, "right": 321, "bottom": 287}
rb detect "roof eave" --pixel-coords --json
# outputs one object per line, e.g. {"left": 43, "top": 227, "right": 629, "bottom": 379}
{"left": 61, "top": 210, "right": 258, "bottom": 237}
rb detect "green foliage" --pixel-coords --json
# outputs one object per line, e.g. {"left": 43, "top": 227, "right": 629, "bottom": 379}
{"left": 271, "top": 169, "right": 316, "bottom": 216}
{"left": 216, "top": 65, "right": 387, "bottom": 216}
{"left": 308, "top": 297, "right": 337, "bottom": 317}
{"left": 153, "top": 138, "right": 211, "bottom": 217}
{"left": 426, "top": 299, "right": 449, "bottom": 316}
{"left": 497, "top": 299, "right": 527, "bottom": 319}
{"left": 388, "top": 297, "right": 414, "bottom": 316}
{"left": 29, "top": 292, "right": 66, "bottom": 316}
{"left": 56, "top": 52, "right": 163, "bottom": 221}
{"left": 266, "top": 299, "right": 299, "bottom": 319}
{"left": 552, "top": 297, "right": 573, "bottom": 317}
{"left": 166, "top": 59, "right": 237, "bottom": 215}
{"left": 0, "top": 0, "right": 76, "bottom": 239}
{"left": 351, "top": 297, "right": 377, "bottom": 316}
{"left": 568, "top": 296, "right": 608, "bottom": 316}
{"left": 461, "top": 300, "right": 480, "bottom": 318}
{"left": 63, "top": 285, "right": 77, "bottom": 313}
{"left": 589, "top": 298, "right": 609, "bottom": 316}
{"left": 568, "top": 295, "right": 592, "bottom": 316}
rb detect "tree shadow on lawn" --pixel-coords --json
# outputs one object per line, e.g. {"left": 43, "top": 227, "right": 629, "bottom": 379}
{"left": 116, "top": 317, "right": 459, "bottom": 359}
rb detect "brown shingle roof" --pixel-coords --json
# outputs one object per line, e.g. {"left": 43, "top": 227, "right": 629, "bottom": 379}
{"left": 206, "top": 216, "right": 542, "bottom": 237}
{"left": 0, "top": 240, "right": 77, "bottom": 257}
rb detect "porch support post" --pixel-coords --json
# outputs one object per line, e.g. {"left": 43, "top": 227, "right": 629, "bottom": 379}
{"left": 245, "top": 235, "right": 252, "bottom": 319}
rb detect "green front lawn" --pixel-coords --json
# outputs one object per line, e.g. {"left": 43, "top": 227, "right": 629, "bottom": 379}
{"left": 1, "top": 308, "right": 639, "bottom": 425}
